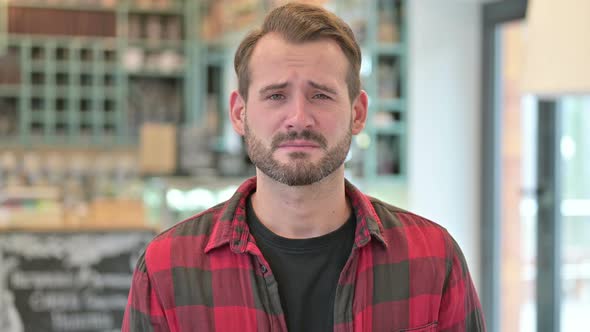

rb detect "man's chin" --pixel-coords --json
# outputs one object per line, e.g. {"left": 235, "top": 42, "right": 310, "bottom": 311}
{"left": 275, "top": 159, "right": 318, "bottom": 171}
{"left": 258, "top": 165, "right": 321, "bottom": 186}
{"left": 274, "top": 152, "right": 322, "bottom": 163}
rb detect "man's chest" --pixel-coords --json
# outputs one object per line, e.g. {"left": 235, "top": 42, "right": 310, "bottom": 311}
{"left": 153, "top": 248, "right": 446, "bottom": 332}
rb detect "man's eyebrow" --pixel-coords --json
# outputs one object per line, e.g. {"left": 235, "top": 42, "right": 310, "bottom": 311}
{"left": 308, "top": 81, "right": 338, "bottom": 95}
{"left": 259, "top": 82, "right": 289, "bottom": 95}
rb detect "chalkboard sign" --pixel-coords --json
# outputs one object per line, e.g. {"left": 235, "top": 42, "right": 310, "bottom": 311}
{"left": 0, "top": 230, "right": 155, "bottom": 332}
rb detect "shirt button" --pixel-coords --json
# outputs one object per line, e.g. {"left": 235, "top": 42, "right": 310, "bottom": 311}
{"left": 260, "top": 265, "right": 267, "bottom": 274}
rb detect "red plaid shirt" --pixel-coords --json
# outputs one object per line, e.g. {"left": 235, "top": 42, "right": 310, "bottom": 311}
{"left": 123, "top": 177, "right": 485, "bottom": 331}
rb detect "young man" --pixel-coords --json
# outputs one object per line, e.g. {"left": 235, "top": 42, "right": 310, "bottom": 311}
{"left": 123, "top": 3, "right": 485, "bottom": 332}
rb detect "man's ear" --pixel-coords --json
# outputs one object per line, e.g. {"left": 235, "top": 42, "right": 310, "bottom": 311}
{"left": 229, "top": 90, "right": 246, "bottom": 136}
{"left": 351, "top": 90, "right": 368, "bottom": 135}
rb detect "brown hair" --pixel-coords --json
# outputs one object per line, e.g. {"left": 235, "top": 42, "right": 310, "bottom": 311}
{"left": 234, "top": 2, "right": 362, "bottom": 102}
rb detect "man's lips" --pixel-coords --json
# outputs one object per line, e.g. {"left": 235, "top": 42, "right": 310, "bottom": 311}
{"left": 271, "top": 130, "right": 328, "bottom": 150}
{"left": 277, "top": 140, "right": 321, "bottom": 148}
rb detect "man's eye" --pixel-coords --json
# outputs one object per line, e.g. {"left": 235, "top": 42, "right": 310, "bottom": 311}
{"left": 313, "top": 93, "right": 331, "bottom": 100}
{"left": 268, "top": 94, "right": 285, "bottom": 100}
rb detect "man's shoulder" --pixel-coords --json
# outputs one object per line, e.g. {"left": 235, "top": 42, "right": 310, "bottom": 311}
{"left": 158, "top": 201, "right": 226, "bottom": 239}
{"left": 141, "top": 202, "right": 229, "bottom": 265}
{"left": 366, "top": 196, "right": 451, "bottom": 243}
{"left": 364, "top": 196, "right": 460, "bottom": 263}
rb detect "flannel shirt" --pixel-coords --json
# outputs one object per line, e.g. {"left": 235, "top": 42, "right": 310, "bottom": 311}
{"left": 123, "top": 177, "right": 485, "bottom": 332}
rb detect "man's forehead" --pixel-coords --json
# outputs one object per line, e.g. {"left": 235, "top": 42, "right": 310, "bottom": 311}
{"left": 250, "top": 33, "right": 346, "bottom": 63}
{"left": 248, "top": 33, "right": 348, "bottom": 83}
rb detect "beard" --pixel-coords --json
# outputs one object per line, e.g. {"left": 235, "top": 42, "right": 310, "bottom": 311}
{"left": 244, "top": 120, "right": 352, "bottom": 186}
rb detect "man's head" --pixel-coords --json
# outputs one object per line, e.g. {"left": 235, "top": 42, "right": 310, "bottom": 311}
{"left": 234, "top": 2, "right": 362, "bottom": 103}
{"left": 229, "top": 2, "right": 368, "bottom": 186}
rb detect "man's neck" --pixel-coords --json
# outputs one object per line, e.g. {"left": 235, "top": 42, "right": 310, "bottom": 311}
{"left": 251, "top": 168, "right": 351, "bottom": 239}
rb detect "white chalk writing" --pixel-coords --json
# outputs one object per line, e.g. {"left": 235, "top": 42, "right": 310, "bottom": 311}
{"left": 29, "top": 291, "right": 80, "bottom": 312}
{"left": 51, "top": 312, "right": 113, "bottom": 331}
{"left": 83, "top": 293, "right": 128, "bottom": 310}
{"left": 11, "top": 272, "right": 74, "bottom": 289}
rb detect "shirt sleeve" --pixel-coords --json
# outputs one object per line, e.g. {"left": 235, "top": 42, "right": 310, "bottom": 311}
{"left": 122, "top": 251, "right": 169, "bottom": 332}
{"left": 438, "top": 232, "right": 487, "bottom": 332}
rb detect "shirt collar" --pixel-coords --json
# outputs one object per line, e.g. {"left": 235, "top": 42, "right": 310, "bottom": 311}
{"left": 204, "top": 177, "right": 388, "bottom": 254}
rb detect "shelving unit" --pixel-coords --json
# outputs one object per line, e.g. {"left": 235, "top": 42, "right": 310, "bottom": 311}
{"left": 361, "top": 0, "right": 407, "bottom": 180}
{"left": 2, "top": 0, "right": 407, "bottom": 183}
{"left": 335, "top": 0, "right": 407, "bottom": 181}
{"left": 0, "top": 0, "right": 202, "bottom": 147}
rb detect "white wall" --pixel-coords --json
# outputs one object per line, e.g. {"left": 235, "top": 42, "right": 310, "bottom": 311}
{"left": 407, "top": 0, "right": 482, "bottom": 288}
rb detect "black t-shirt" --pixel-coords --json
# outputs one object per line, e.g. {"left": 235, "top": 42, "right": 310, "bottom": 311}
{"left": 247, "top": 198, "right": 356, "bottom": 332}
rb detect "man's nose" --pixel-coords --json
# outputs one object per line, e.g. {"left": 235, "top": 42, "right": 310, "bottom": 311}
{"left": 285, "top": 94, "right": 314, "bottom": 130}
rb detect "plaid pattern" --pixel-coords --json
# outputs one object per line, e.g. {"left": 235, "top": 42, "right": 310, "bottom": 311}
{"left": 123, "top": 177, "right": 485, "bottom": 332}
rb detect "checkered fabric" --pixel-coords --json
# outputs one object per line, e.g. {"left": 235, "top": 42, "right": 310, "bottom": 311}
{"left": 123, "top": 177, "right": 485, "bottom": 331}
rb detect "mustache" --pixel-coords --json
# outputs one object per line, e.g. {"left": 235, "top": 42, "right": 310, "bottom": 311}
{"left": 271, "top": 130, "right": 328, "bottom": 150}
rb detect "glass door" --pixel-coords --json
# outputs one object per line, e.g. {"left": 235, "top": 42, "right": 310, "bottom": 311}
{"left": 482, "top": 2, "right": 590, "bottom": 332}
{"left": 560, "top": 98, "right": 590, "bottom": 331}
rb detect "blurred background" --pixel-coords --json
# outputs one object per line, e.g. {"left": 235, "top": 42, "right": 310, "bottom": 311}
{"left": 0, "top": 0, "right": 588, "bottom": 331}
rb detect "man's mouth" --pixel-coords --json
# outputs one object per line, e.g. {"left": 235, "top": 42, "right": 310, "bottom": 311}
{"left": 278, "top": 140, "right": 321, "bottom": 149}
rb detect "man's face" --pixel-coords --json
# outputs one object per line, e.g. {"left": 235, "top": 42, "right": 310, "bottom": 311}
{"left": 237, "top": 33, "right": 365, "bottom": 186}
{"left": 244, "top": 115, "right": 352, "bottom": 186}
